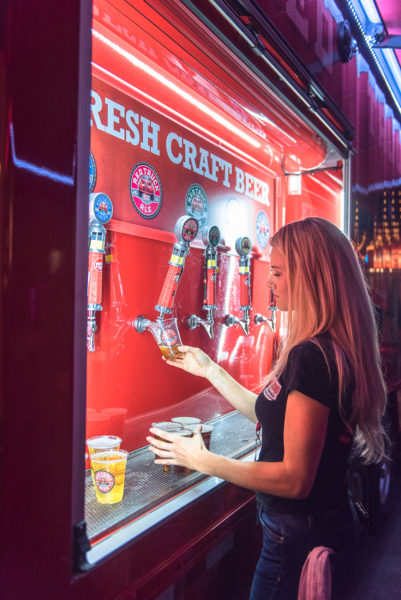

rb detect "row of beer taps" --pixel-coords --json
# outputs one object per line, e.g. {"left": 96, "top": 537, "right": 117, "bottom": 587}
{"left": 87, "top": 199, "right": 277, "bottom": 352}
{"left": 134, "top": 215, "right": 277, "bottom": 341}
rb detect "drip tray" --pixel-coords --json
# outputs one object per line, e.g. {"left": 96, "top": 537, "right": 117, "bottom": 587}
{"left": 85, "top": 411, "right": 258, "bottom": 541}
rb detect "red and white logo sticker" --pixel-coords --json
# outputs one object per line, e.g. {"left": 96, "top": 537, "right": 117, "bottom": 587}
{"left": 95, "top": 470, "right": 115, "bottom": 493}
{"left": 94, "top": 258, "right": 103, "bottom": 272}
{"left": 263, "top": 377, "right": 282, "bottom": 402}
{"left": 161, "top": 328, "right": 178, "bottom": 346}
{"left": 130, "top": 163, "right": 162, "bottom": 219}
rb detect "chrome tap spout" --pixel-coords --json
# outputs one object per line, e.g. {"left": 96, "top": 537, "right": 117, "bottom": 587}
{"left": 188, "top": 313, "right": 214, "bottom": 338}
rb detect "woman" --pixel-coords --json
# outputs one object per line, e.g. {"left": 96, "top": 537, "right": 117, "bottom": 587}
{"left": 147, "top": 217, "right": 387, "bottom": 599}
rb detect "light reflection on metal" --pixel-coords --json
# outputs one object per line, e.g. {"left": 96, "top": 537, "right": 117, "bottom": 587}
{"left": 225, "top": 237, "right": 252, "bottom": 336}
{"left": 254, "top": 290, "right": 278, "bottom": 332}
{"left": 188, "top": 226, "right": 221, "bottom": 338}
{"left": 134, "top": 216, "right": 199, "bottom": 345}
{"left": 87, "top": 193, "right": 113, "bottom": 352}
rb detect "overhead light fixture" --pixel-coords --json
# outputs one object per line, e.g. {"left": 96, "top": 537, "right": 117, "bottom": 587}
{"left": 344, "top": 0, "right": 401, "bottom": 117}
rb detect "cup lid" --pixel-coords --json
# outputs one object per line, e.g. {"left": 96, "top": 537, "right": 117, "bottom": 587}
{"left": 171, "top": 417, "right": 202, "bottom": 425}
{"left": 86, "top": 435, "right": 122, "bottom": 449}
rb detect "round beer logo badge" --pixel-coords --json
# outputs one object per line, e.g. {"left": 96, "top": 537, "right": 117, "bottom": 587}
{"left": 130, "top": 163, "right": 162, "bottom": 219}
{"left": 89, "top": 151, "right": 97, "bottom": 192}
{"left": 185, "top": 184, "right": 209, "bottom": 230}
{"left": 95, "top": 470, "right": 115, "bottom": 493}
{"left": 161, "top": 328, "right": 178, "bottom": 346}
{"left": 92, "top": 193, "right": 113, "bottom": 224}
{"left": 256, "top": 211, "right": 270, "bottom": 248}
{"left": 94, "top": 258, "right": 103, "bottom": 272}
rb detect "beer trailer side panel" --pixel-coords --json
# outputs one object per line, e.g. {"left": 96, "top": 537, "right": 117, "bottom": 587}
{"left": 80, "top": 1, "right": 347, "bottom": 598}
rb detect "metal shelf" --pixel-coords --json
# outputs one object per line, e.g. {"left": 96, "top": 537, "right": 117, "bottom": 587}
{"left": 85, "top": 411, "right": 258, "bottom": 542}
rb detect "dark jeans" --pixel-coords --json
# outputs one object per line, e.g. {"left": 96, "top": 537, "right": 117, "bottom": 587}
{"left": 249, "top": 500, "right": 362, "bottom": 600}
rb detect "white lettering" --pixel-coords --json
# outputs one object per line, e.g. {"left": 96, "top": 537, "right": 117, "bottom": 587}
{"left": 245, "top": 172, "right": 253, "bottom": 197}
{"left": 104, "top": 98, "right": 125, "bottom": 140}
{"left": 90, "top": 90, "right": 105, "bottom": 131}
{"left": 235, "top": 167, "right": 269, "bottom": 204}
{"left": 140, "top": 117, "right": 160, "bottom": 155}
{"left": 235, "top": 167, "right": 244, "bottom": 194}
{"left": 198, "top": 148, "right": 212, "bottom": 180}
{"left": 183, "top": 139, "right": 203, "bottom": 175}
{"left": 166, "top": 132, "right": 182, "bottom": 164}
{"left": 125, "top": 110, "right": 140, "bottom": 145}
{"left": 220, "top": 158, "right": 232, "bottom": 187}
{"left": 209, "top": 153, "right": 221, "bottom": 182}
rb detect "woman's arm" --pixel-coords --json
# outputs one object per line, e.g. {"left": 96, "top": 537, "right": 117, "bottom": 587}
{"left": 148, "top": 390, "right": 329, "bottom": 498}
{"left": 166, "top": 345, "right": 257, "bottom": 423}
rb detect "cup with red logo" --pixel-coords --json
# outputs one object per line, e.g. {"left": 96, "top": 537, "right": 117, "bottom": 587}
{"left": 91, "top": 450, "right": 128, "bottom": 504}
{"left": 86, "top": 435, "right": 122, "bottom": 483}
{"left": 148, "top": 318, "right": 183, "bottom": 359}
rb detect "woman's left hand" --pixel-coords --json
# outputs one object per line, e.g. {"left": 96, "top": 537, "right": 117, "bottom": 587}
{"left": 147, "top": 425, "right": 208, "bottom": 472}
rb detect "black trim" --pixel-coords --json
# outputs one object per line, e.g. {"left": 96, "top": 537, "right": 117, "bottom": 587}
{"left": 73, "top": 521, "right": 91, "bottom": 572}
{"left": 337, "top": 0, "right": 401, "bottom": 123}
{"left": 179, "top": 0, "right": 355, "bottom": 155}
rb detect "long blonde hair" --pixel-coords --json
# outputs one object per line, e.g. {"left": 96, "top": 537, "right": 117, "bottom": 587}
{"left": 268, "top": 217, "right": 387, "bottom": 463}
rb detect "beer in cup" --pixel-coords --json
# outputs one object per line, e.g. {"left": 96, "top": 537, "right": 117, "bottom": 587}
{"left": 91, "top": 450, "right": 128, "bottom": 504}
{"left": 147, "top": 318, "right": 183, "bottom": 359}
{"left": 152, "top": 421, "right": 193, "bottom": 474}
{"left": 184, "top": 423, "right": 214, "bottom": 450}
{"left": 87, "top": 435, "right": 122, "bottom": 483}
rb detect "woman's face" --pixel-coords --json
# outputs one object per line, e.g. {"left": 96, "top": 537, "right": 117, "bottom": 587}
{"left": 268, "top": 248, "right": 289, "bottom": 311}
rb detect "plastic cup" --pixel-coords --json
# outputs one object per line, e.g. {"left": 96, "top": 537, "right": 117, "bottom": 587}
{"left": 87, "top": 435, "right": 122, "bottom": 483}
{"left": 87, "top": 435, "right": 122, "bottom": 456}
{"left": 152, "top": 421, "right": 192, "bottom": 474}
{"left": 91, "top": 450, "right": 128, "bottom": 504}
{"left": 185, "top": 423, "right": 214, "bottom": 450}
{"left": 171, "top": 417, "right": 202, "bottom": 427}
{"left": 147, "top": 318, "right": 183, "bottom": 359}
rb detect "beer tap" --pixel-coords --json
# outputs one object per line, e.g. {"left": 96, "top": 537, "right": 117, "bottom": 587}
{"left": 87, "top": 193, "right": 113, "bottom": 352}
{"left": 254, "top": 289, "right": 278, "bottom": 332}
{"left": 225, "top": 236, "right": 252, "bottom": 336}
{"left": 188, "top": 225, "right": 221, "bottom": 339}
{"left": 134, "top": 215, "right": 199, "bottom": 335}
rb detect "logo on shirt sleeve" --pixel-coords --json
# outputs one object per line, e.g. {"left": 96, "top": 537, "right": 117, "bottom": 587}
{"left": 263, "top": 377, "right": 282, "bottom": 401}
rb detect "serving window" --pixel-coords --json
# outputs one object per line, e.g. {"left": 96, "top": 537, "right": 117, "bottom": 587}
{"left": 84, "top": 0, "right": 338, "bottom": 557}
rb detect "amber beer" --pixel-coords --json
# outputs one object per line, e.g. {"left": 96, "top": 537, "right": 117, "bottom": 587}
{"left": 185, "top": 423, "right": 214, "bottom": 450}
{"left": 158, "top": 343, "right": 182, "bottom": 359}
{"left": 158, "top": 323, "right": 182, "bottom": 358}
{"left": 91, "top": 450, "right": 128, "bottom": 504}
{"left": 152, "top": 421, "right": 192, "bottom": 473}
{"left": 87, "top": 435, "right": 122, "bottom": 484}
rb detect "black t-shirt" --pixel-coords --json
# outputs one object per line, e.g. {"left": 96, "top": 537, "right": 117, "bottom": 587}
{"left": 255, "top": 334, "right": 354, "bottom": 514}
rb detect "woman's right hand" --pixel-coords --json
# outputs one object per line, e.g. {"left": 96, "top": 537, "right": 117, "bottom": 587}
{"left": 165, "top": 345, "right": 215, "bottom": 380}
